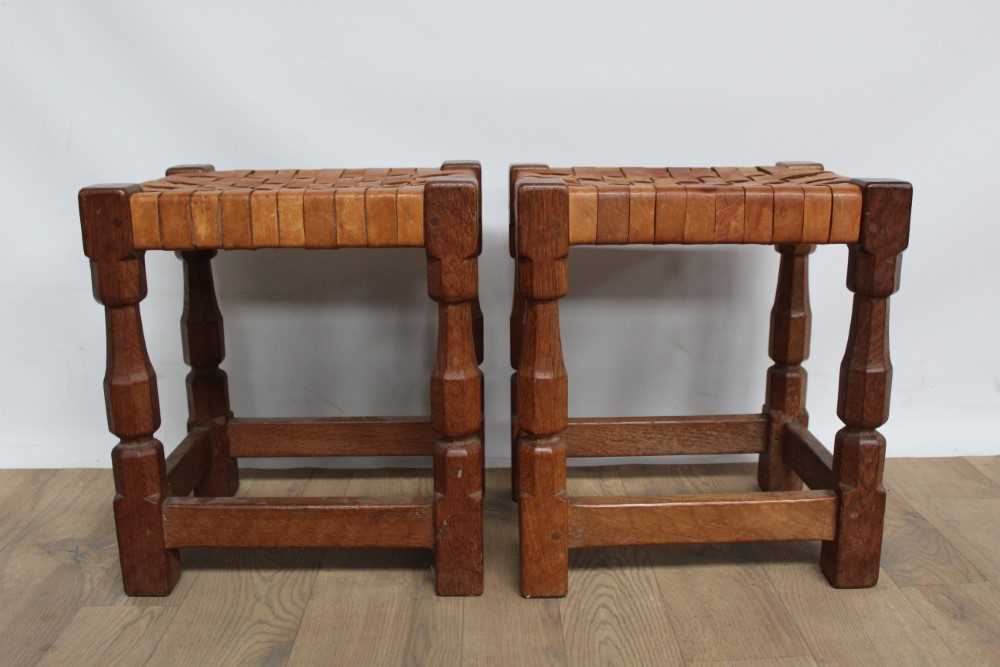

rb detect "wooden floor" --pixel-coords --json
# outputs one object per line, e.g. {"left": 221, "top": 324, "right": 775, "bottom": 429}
{"left": 2, "top": 458, "right": 999, "bottom": 666}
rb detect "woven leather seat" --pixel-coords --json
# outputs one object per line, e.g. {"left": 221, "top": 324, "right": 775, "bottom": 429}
{"left": 78, "top": 161, "right": 485, "bottom": 598}
{"left": 128, "top": 167, "right": 476, "bottom": 250}
{"left": 513, "top": 163, "right": 862, "bottom": 245}
{"left": 509, "top": 161, "right": 912, "bottom": 597}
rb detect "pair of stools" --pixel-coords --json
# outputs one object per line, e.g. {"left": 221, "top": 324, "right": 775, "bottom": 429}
{"left": 79, "top": 160, "right": 911, "bottom": 598}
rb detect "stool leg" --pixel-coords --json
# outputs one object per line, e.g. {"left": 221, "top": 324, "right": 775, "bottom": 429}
{"left": 80, "top": 186, "right": 180, "bottom": 596}
{"left": 515, "top": 179, "right": 570, "bottom": 597}
{"left": 426, "top": 175, "right": 484, "bottom": 596}
{"left": 510, "top": 272, "right": 526, "bottom": 501}
{"left": 434, "top": 436, "right": 484, "bottom": 595}
{"left": 759, "top": 244, "right": 813, "bottom": 491}
{"left": 821, "top": 180, "right": 911, "bottom": 588}
{"left": 179, "top": 250, "right": 238, "bottom": 496}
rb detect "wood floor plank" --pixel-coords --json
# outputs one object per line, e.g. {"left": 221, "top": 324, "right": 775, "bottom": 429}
{"left": 36, "top": 605, "right": 176, "bottom": 666}
{"left": 1, "top": 461, "right": 993, "bottom": 665}
{"left": 462, "top": 470, "right": 567, "bottom": 666}
{"left": 880, "top": 489, "right": 987, "bottom": 587}
{"left": 964, "top": 456, "right": 1000, "bottom": 488}
{"left": 904, "top": 582, "right": 1000, "bottom": 664}
{"left": 688, "top": 657, "right": 819, "bottom": 667}
{"left": 0, "top": 470, "right": 132, "bottom": 666}
{"left": 148, "top": 470, "right": 320, "bottom": 667}
{"left": 286, "top": 468, "right": 463, "bottom": 666}
{"left": 0, "top": 470, "right": 57, "bottom": 551}
{"left": 888, "top": 459, "right": 1000, "bottom": 584}
{"left": 621, "top": 464, "right": 815, "bottom": 664}
{"left": 885, "top": 457, "right": 1000, "bottom": 499}
{"left": 561, "top": 468, "right": 686, "bottom": 666}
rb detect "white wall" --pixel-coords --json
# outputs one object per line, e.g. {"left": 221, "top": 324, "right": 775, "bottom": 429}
{"left": 2, "top": 1, "right": 998, "bottom": 468}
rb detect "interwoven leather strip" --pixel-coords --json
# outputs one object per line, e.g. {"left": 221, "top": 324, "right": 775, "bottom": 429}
{"left": 129, "top": 168, "right": 474, "bottom": 250}
{"left": 515, "top": 164, "right": 862, "bottom": 245}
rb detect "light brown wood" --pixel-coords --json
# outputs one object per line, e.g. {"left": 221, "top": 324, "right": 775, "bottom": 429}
{"left": 564, "top": 413, "right": 767, "bottom": 457}
{"left": 227, "top": 416, "right": 435, "bottom": 457}
{"left": 5, "top": 461, "right": 1000, "bottom": 665}
{"left": 514, "top": 164, "right": 861, "bottom": 246}
{"left": 567, "top": 490, "right": 838, "bottom": 547}
{"left": 130, "top": 167, "right": 476, "bottom": 250}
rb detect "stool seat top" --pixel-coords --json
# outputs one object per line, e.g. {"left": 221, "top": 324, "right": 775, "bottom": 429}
{"left": 129, "top": 167, "right": 476, "bottom": 251}
{"left": 513, "top": 163, "right": 862, "bottom": 246}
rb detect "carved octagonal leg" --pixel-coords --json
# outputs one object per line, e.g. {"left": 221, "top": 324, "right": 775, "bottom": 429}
{"left": 166, "top": 164, "right": 238, "bottom": 497}
{"left": 516, "top": 177, "right": 570, "bottom": 597}
{"left": 821, "top": 180, "right": 912, "bottom": 588}
{"left": 180, "top": 250, "right": 238, "bottom": 496}
{"left": 425, "top": 172, "right": 484, "bottom": 596}
{"left": 759, "top": 243, "right": 813, "bottom": 491}
{"left": 509, "top": 164, "right": 547, "bottom": 502}
{"left": 80, "top": 185, "right": 180, "bottom": 596}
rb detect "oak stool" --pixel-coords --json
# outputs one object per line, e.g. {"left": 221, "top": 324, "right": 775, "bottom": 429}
{"left": 79, "top": 162, "right": 484, "bottom": 596}
{"left": 509, "top": 163, "right": 912, "bottom": 597}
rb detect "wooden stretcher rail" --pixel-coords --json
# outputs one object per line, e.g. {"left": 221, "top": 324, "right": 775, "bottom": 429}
{"left": 162, "top": 496, "right": 434, "bottom": 549}
{"left": 567, "top": 490, "right": 838, "bottom": 548}
{"left": 227, "top": 417, "right": 435, "bottom": 457}
{"left": 164, "top": 427, "right": 211, "bottom": 497}
{"left": 783, "top": 421, "right": 836, "bottom": 490}
{"left": 563, "top": 413, "right": 767, "bottom": 457}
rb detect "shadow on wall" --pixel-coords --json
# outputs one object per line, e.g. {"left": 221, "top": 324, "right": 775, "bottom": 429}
{"left": 202, "top": 238, "right": 775, "bottom": 468}
{"left": 564, "top": 244, "right": 772, "bottom": 419}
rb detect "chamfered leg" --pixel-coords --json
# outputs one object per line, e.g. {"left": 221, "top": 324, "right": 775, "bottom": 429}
{"left": 179, "top": 249, "right": 238, "bottom": 496}
{"left": 759, "top": 243, "right": 814, "bottom": 491}
{"left": 515, "top": 177, "right": 570, "bottom": 597}
{"left": 821, "top": 180, "right": 912, "bottom": 588}
{"left": 509, "top": 164, "right": 548, "bottom": 502}
{"left": 426, "top": 170, "right": 484, "bottom": 596}
{"left": 167, "top": 164, "right": 238, "bottom": 497}
{"left": 80, "top": 185, "right": 180, "bottom": 595}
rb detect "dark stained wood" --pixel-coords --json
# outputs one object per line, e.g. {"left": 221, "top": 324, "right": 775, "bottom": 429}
{"left": 518, "top": 437, "right": 569, "bottom": 597}
{"left": 227, "top": 417, "right": 436, "bottom": 457}
{"left": 425, "top": 167, "right": 485, "bottom": 595}
{"left": 507, "top": 164, "right": 911, "bottom": 597}
{"left": 568, "top": 490, "right": 838, "bottom": 547}
{"left": 165, "top": 163, "right": 215, "bottom": 175}
{"left": 508, "top": 165, "right": 548, "bottom": 501}
{"left": 164, "top": 427, "right": 211, "bottom": 497}
{"left": 425, "top": 173, "right": 483, "bottom": 438}
{"left": 516, "top": 178, "right": 570, "bottom": 597}
{"left": 783, "top": 421, "right": 835, "bottom": 490}
{"left": 179, "top": 248, "right": 238, "bottom": 497}
{"left": 821, "top": 179, "right": 912, "bottom": 588}
{"left": 564, "top": 414, "right": 767, "bottom": 457}
{"left": 433, "top": 437, "right": 484, "bottom": 596}
{"left": 162, "top": 496, "right": 434, "bottom": 548}
{"left": 84, "top": 163, "right": 486, "bottom": 598}
{"left": 80, "top": 184, "right": 180, "bottom": 596}
{"left": 759, "top": 243, "right": 813, "bottom": 491}
{"left": 441, "top": 160, "right": 484, "bottom": 365}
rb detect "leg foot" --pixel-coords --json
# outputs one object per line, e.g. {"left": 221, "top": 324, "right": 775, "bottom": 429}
{"left": 433, "top": 437, "right": 484, "bottom": 596}
{"left": 519, "top": 436, "right": 568, "bottom": 598}
{"left": 821, "top": 429, "right": 887, "bottom": 588}
{"left": 112, "top": 440, "right": 180, "bottom": 595}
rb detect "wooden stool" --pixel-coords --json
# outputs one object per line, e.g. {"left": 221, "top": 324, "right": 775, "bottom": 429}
{"left": 509, "top": 162, "right": 912, "bottom": 597}
{"left": 79, "top": 162, "right": 484, "bottom": 597}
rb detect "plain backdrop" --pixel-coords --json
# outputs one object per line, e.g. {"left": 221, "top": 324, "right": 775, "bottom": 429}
{"left": 2, "top": 1, "right": 998, "bottom": 468}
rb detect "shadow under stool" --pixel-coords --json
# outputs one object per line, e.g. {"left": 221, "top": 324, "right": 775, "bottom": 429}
{"left": 79, "top": 161, "right": 485, "bottom": 597}
{"left": 508, "top": 162, "right": 912, "bottom": 597}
